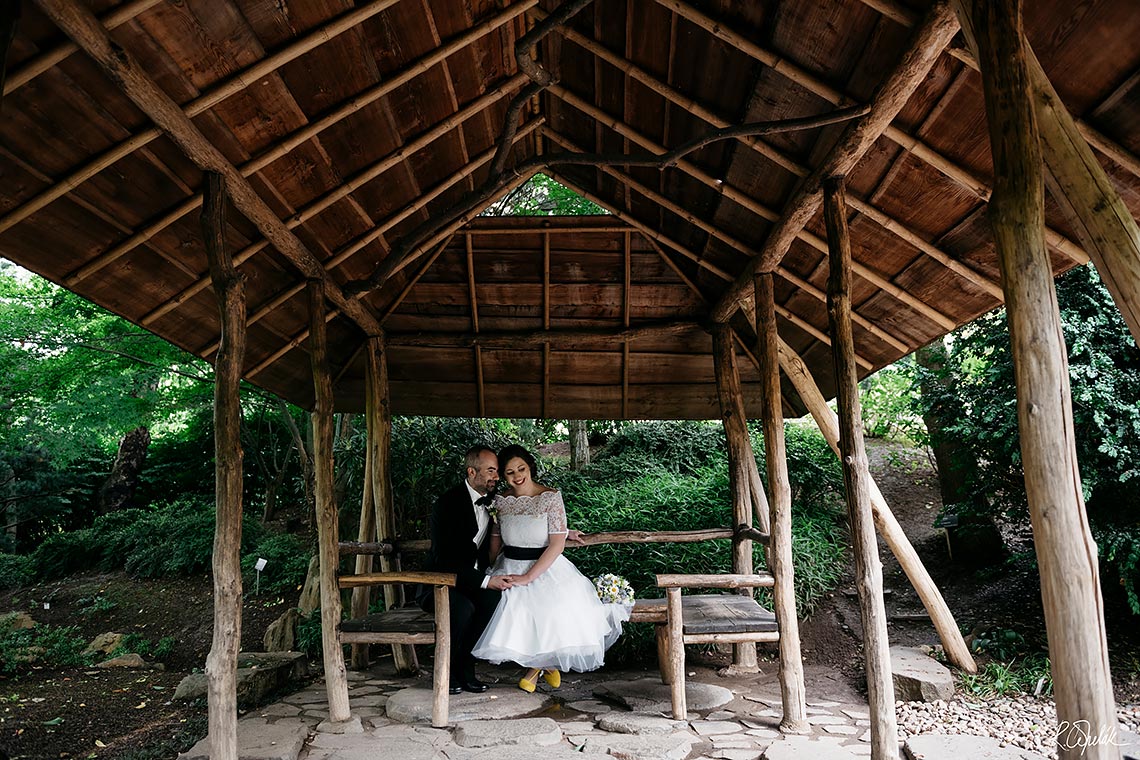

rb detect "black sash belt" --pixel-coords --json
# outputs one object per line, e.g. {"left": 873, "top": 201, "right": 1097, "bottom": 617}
{"left": 502, "top": 545, "right": 545, "bottom": 560}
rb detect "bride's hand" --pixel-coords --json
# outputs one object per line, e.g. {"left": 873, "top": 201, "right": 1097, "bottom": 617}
{"left": 508, "top": 574, "right": 533, "bottom": 587}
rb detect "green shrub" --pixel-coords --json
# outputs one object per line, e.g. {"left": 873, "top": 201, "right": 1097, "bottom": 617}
{"left": 31, "top": 529, "right": 100, "bottom": 580}
{"left": 243, "top": 533, "right": 312, "bottom": 595}
{"left": 0, "top": 621, "right": 90, "bottom": 674}
{"left": 296, "top": 612, "right": 325, "bottom": 659}
{"left": 120, "top": 498, "right": 263, "bottom": 578}
{"left": 0, "top": 553, "right": 34, "bottom": 589}
{"left": 109, "top": 633, "right": 176, "bottom": 661}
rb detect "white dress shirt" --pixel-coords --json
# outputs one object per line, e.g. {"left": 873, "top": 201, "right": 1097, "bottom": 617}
{"left": 465, "top": 481, "right": 492, "bottom": 589}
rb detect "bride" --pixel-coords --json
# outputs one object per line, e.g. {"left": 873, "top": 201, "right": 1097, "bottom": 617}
{"left": 471, "top": 444, "right": 628, "bottom": 691}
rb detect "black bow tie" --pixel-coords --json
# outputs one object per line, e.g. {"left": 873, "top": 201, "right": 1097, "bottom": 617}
{"left": 475, "top": 494, "right": 494, "bottom": 508}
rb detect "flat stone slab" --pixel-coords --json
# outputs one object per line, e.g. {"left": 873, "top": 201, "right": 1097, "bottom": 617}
{"left": 385, "top": 686, "right": 547, "bottom": 724}
{"left": 597, "top": 713, "right": 681, "bottom": 735}
{"left": 578, "top": 733, "right": 696, "bottom": 760}
{"left": 594, "top": 678, "right": 733, "bottom": 713}
{"left": 304, "top": 736, "right": 438, "bottom": 760}
{"left": 691, "top": 720, "right": 744, "bottom": 736}
{"left": 454, "top": 717, "right": 562, "bottom": 747}
{"left": 904, "top": 734, "right": 1050, "bottom": 760}
{"left": 762, "top": 736, "right": 863, "bottom": 760}
{"left": 891, "top": 646, "right": 954, "bottom": 703}
{"left": 178, "top": 718, "right": 308, "bottom": 760}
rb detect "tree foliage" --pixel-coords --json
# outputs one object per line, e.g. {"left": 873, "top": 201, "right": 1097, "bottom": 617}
{"left": 481, "top": 173, "right": 607, "bottom": 216}
{"left": 911, "top": 264, "right": 1140, "bottom": 609}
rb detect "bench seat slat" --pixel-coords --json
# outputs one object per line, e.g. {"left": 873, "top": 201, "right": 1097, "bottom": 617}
{"left": 339, "top": 608, "right": 435, "bottom": 634}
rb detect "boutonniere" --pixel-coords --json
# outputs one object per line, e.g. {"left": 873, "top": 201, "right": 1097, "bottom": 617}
{"left": 487, "top": 504, "right": 499, "bottom": 523}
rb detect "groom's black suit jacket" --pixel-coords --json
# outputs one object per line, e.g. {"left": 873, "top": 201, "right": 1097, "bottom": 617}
{"left": 422, "top": 482, "right": 492, "bottom": 594}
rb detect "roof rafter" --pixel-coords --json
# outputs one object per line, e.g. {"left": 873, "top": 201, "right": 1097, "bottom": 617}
{"left": 546, "top": 169, "right": 880, "bottom": 369}
{"left": 710, "top": 0, "right": 961, "bottom": 323}
{"left": 857, "top": 0, "right": 1140, "bottom": 182}
{"left": 549, "top": 84, "right": 1003, "bottom": 302}
{"left": 33, "top": 0, "right": 383, "bottom": 337}
{"left": 537, "top": 4, "right": 1088, "bottom": 268}
{"left": 4, "top": 0, "right": 403, "bottom": 239}
{"left": 542, "top": 128, "right": 948, "bottom": 344}
{"left": 61, "top": 2, "right": 535, "bottom": 286}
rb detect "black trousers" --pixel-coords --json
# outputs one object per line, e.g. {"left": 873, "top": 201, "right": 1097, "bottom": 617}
{"left": 422, "top": 585, "right": 500, "bottom": 680}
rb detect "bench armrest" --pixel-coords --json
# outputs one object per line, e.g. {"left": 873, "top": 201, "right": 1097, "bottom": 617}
{"left": 656, "top": 573, "right": 774, "bottom": 589}
{"left": 339, "top": 571, "right": 457, "bottom": 589}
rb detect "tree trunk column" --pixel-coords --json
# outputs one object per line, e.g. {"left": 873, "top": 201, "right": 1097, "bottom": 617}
{"left": 824, "top": 176, "right": 898, "bottom": 760}
{"left": 712, "top": 325, "right": 758, "bottom": 671}
{"left": 366, "top": 334, "right": 418, "bottom": 674}
{"left": 309, "top": 281, "right": 352, "bottom": 724}
{"left": 201, "top": 173, "right": 245, "bottom": 760}
{"left": 965, "top": 1, "right": 1118, "bottom": 755}
{"left": 753, "top": 273, "right": 809, "bottom": 734}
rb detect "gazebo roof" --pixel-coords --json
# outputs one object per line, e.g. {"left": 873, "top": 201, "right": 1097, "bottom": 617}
{"left": 2, "top": 0, "right": 1138, "bottom": 417}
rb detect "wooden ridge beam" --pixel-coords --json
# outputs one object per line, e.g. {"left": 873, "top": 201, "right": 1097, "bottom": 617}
{"left": 5, "top": 0, "right": 403, "bottom": 239}
{"left": 542, "top": 128, "right": 915, "bottom": 353}
{"left": 387, "top": 320, "right": 702, "bottom": 349}
{"left": 5, "top": 0, "right": 161, "bottom": 95}
{"left": 551, "top": 172, "right": 876, "bottom": 370}
{"left": 710, "top": 1, "right": 961, "bottom": 323}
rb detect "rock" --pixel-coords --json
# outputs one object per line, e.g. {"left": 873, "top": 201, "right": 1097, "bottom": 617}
{"left": 1119, "top": 728, "right": 1140, "bottom": 760}
{"left": 96, "top": 653, "right": 150, "bottom": 669}
{"left": 315, "top": 715, "right": 364, "bottom": 734}
{"left": 594, "top": 677, "right": 733, "bottom": 713}
{"left": 2, "top": 612, "right": 34, "bottom": 631}
{"left": 174, "top": 652, "right": 308, "bottom": 706}
{"left": 84, "top": 632, "right": 125, "bottom": 656}
{"left": 904, "top": 734, "right": 1050, "bottom": 760}
{"left": 297, "top": 556, "right": 321, "bottom": 616}
{"left": 690, "top": 720, "right": 744, "bottom": 736}
{"left": 454, "top": 717, "right": 562, "bottom": 747}
{"left": 385, "top": 686, "right": 547, "bottom": 723}
{"left": 762, "top": 736, "right": 863, "bottom": 759}
{"left": 891, "top": 646, "right": 954, "bottom": 702}
{"left": 178, "top": 718, "right": 309, "bottom": 760}
{"left": 263, "top": 608, "right": 300, "bottom": 652}
{"left": 597, "top": 713, "right": 680, "bottom": 735}
{"left": 578, "top": 733, "right": 695, "bottom": 760}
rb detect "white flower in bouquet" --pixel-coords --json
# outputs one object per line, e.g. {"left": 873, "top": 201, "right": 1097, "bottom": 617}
{"left": 593, "top": 573, "right": 635, "bottom": 605}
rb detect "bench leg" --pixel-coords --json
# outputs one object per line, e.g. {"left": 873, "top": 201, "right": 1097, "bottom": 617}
{"left": 666, "top": 588, "right": 686, "bottom": 719}
{"left": 432, "top": 585, "right": 451, "bottom": 728}
{"left": 655, "top": 624, "right": 672, "bottom": 685}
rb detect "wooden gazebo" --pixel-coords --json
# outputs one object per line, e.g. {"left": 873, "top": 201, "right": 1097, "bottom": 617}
{"left": 3, "top": 0, "right": 1139, "bottom": 757}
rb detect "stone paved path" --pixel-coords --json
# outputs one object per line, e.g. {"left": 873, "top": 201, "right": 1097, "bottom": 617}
{"left": 176, "top": 662, "right": 1071, "bottom": 760}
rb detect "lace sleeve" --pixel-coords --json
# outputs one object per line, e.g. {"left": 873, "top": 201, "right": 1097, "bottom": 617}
{"left": 545, "top": 491, "right": 568, "bottom": 535}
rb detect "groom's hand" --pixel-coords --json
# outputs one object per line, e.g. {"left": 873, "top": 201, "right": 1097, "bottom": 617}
{"left": 487, "top": 576, "right": 512, "bottom": 591}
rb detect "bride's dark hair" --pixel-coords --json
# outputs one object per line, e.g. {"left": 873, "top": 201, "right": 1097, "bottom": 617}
{"left": 497, "top": 444, "right": 538, "bottom": 478}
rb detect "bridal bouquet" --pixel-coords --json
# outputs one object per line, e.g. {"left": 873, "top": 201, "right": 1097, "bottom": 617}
{"left": 593, "top": 573, "right": 635, "bottom": 605}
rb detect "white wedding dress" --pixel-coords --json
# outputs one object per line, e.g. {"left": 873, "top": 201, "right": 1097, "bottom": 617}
{"left": 471, "top": 490, "right": 629, "bottom": 672}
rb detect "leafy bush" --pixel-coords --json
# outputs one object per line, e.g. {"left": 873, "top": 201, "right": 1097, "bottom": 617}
{"left": 31, "top": 529, "right": 101, "bottom": 580}
{"left": 296, "top": 612, "right": 325, "bottom": 659}
{"left": 110, "top": 633, "right": 177, "bottom": 662}
{"left": 242, "top": 533, "right": 312, "bottom": 595}
{"left": 0, "top": 553, "right": 34, "bottom": 589}
{"left": 0, "top": 620, "right": 89, "bottom": 674}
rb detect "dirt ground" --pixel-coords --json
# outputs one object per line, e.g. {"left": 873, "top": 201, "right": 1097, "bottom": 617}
{"left": 3, "top": 438, "right": 1139, "bottom": 759}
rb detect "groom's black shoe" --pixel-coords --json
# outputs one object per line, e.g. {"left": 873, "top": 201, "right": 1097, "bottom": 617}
{"left": 459, "top": 676, "right": 490, "bottom": 693}
{"left": 448, "top": 682, "right": 463, "bottom": 695}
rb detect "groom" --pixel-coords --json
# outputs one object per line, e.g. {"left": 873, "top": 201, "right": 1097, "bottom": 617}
{"left": 420, "top": 446, "right": 511, "bottom": 694}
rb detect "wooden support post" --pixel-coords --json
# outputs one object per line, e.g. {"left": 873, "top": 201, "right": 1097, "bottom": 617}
{"left": 466, "top": 234, "right": 486, "bottom": 416}
{"left": 775, "top": 337, "right": 976, "bottom": 673}
{"left": 666, "top": 587, "right": 686, "bottom": 718}
{"left": 309, "top": 281, "right": 352, "bottom": 724}
{"left": 201, "top": 174, "right": 245, "bottom": 760}
{"left": 366, "top": 335, "right": 418, "bottom": 674}
{"left": 712, "top": 325, "right": 758, "bottom": 671}
{"left": 754, "top": 272, "right": 809, "bottom": 735}
{"left": 431, "top": 585, "right": 451, "bottom": 728}
{"left": 965, "top": 2, "right": 1118, "bottom": 755}
{"left": 543, "top": 232, "right": 551, "bottom": 418}
{"left": 349, "top": 454, "right": 374, "bottom": 669}
{"left": 824, "top": 176, "right": 898, "bottom": 760}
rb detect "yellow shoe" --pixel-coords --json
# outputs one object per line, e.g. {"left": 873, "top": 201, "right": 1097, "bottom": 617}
{"left": 541, "top": 669, "right": 561, "bottom": 689}
{"left": 518, "top": 673, "right": 537, "bottom": 693}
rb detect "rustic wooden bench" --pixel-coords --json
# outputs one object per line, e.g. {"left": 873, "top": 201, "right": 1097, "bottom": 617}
{"left": 651, "top": 573, "right": 778, "bottom": 719}
{"left": 337, "top": 571, "right": 456, "bottom": 728}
